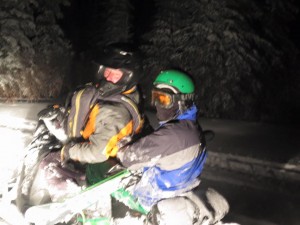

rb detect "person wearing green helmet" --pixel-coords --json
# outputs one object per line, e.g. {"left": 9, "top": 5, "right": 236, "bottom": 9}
{"left": 115, "top": 70, "right": 229, "bottom": 225}
{"left": 152, "top": 69, "right": 196, "bottom": 122}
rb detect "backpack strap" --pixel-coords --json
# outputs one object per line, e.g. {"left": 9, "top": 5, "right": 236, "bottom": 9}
{"left": 67, "top": 84, "right": 100, "bottom": 138}
{"left": 103, "top": 94, "right": 144, "bottom": 135}
{"left": 67, "top": 84, "right": 143, "bottom": 139}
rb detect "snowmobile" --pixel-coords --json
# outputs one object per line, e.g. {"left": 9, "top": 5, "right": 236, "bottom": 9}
{"left": 0, "top": 104, "right": 148, "bottom": 225}
{"left": 0, "top": 112, "right": 63, "bottom": 225}
{"left": 0, "top": 103, "right": 232, "bottom": 225}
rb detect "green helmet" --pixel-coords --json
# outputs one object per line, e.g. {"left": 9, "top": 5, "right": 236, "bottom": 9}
{"left": 153, "top": 70, "right": 195, "bottom": 94}
{"left": 152, "top": 70, "right": 195, "bottom": 114}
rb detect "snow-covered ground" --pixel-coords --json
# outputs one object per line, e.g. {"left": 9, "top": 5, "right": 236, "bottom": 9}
{"left": 0, "top": 104, "right": 43, "bottom": 225}
{"left": 0, "top": 102, "right": 229, "bottom": 225}
{"left": 0, "top": 102, "right": 299, "bottom": 225}
{"left": 0, "top": 103, "right": 47, "bottom": 195}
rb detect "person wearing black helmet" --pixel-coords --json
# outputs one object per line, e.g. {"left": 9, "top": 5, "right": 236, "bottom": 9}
{"left": 29, "top": 43, "right": 146, "bottom": 208}
{"left": 60, "top": 43, "right": 146, "bottom": 185}
{"left": 94, "top": 43, "right": 142, "bottom": 97}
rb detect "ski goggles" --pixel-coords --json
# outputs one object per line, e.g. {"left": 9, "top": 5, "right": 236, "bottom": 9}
{"left": 151, "top": 89, "right": 177, "bottom": 109}
{"left": 152, "top": 89, "right": 195, "bottom": 109}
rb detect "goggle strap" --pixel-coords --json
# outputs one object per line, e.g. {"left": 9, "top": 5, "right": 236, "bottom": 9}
{"left": 174, "top": 93, "right": 195, "bottom": 101}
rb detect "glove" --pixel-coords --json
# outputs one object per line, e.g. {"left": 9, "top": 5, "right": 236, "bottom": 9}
{"left": 60, "top": 142, "right": 73, "bottom": 165}
{"left": 38, "top": 105, "right": 69, "bottom": 143}
{"left": 38, "top": 105, "right": 60, "bottom": 120}
{"left": 116, "top": 146, "right": 128, "bottom": 162}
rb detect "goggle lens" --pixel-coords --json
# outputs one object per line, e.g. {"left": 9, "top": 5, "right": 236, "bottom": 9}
{"left": 152, "top": 90, "right": 173, "bottom": 108}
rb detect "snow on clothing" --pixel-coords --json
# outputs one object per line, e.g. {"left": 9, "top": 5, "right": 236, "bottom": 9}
{"left": 148, "top": 187, "right": 230, "bottom": 225}
{"left": 68, "top": 90, "right": 142, "bottom": 164}
{"left": 119, "top": 105, "right": 207, "bottom": 208}
{"left": 32, "top": 88, "right": 143, "bottom": 205}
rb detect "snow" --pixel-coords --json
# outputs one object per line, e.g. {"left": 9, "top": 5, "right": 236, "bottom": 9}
{"left": 0, "top": 103, "right": 47, "bottom": 225}
{"left": 0, "top": 102, "right": 299, "bottom": 225}
{"left": 0, "top": 122, "right": 35, "bottom": 195}
{"left": 0, "top": 103, "right": 204, "bottom": 224}
{"left": 0, "top": 104, "right": 43, "bottom": 194}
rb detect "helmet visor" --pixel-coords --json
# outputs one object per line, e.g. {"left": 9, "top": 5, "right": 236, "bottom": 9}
{"left": 151, "top": 89, "right": 174, "bottom": 109}
{"left": 98, "top": 66, "right": 124, "bottom": 84}
{"left": 97, "top": 65, "right": 135, "bottom": 97}
{"left": 97, "top": 65, "right": 133, "bottom": 84}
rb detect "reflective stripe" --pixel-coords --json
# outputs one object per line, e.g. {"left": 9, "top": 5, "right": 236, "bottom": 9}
{"left": 73, "top": 89, "right": 85, "bottom": 137}
{"left": 81, "top": 104, "right": 99, "bottom": 140}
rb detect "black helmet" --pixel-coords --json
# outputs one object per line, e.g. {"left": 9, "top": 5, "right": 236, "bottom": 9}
{"left": 94, "top": 43, "right": 142, "bottom": 97}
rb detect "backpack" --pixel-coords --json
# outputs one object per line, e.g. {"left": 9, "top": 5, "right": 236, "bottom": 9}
{"left": 66, "top": 83, "right": 144, "bottom": 140}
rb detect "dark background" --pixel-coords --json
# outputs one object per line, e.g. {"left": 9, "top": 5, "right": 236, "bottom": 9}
{"left": 0, "top": 2, "right": 299, "bottom": 224}
{"left": 0, "top": 0, "right": 299, "bottom": 125}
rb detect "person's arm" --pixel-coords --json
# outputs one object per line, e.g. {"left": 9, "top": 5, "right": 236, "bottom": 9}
{"left": 117, "top": 126, "right": 172, "bottom": 170}
{"left": 118, "top": 120, "right": 205, "bottom": 171}
{"left": 68, "top": 104, "right": 132, "bottom": 163}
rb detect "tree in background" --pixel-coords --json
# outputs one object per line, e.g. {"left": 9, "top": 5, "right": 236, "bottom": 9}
{"left": 1, "top": 0, "right": 298, "bottom": 123}
{"left": 59, "top": 0, "right": 136, "bottom": 88}
{"left": 141, "top": 0, "right": 299, "bottom": 123}
{"left": 0, "top": 0, "right": 72, "bottom": 100}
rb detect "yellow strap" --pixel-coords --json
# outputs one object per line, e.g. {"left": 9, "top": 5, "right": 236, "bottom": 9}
{"left": 104, "top": 120, "right": 133, "bottom": 158}
{"left": 72, "top": 89, "right": 85, "bottom": 137}
{"left": 81, "top": 105, "right": 99, "bottom": 139}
